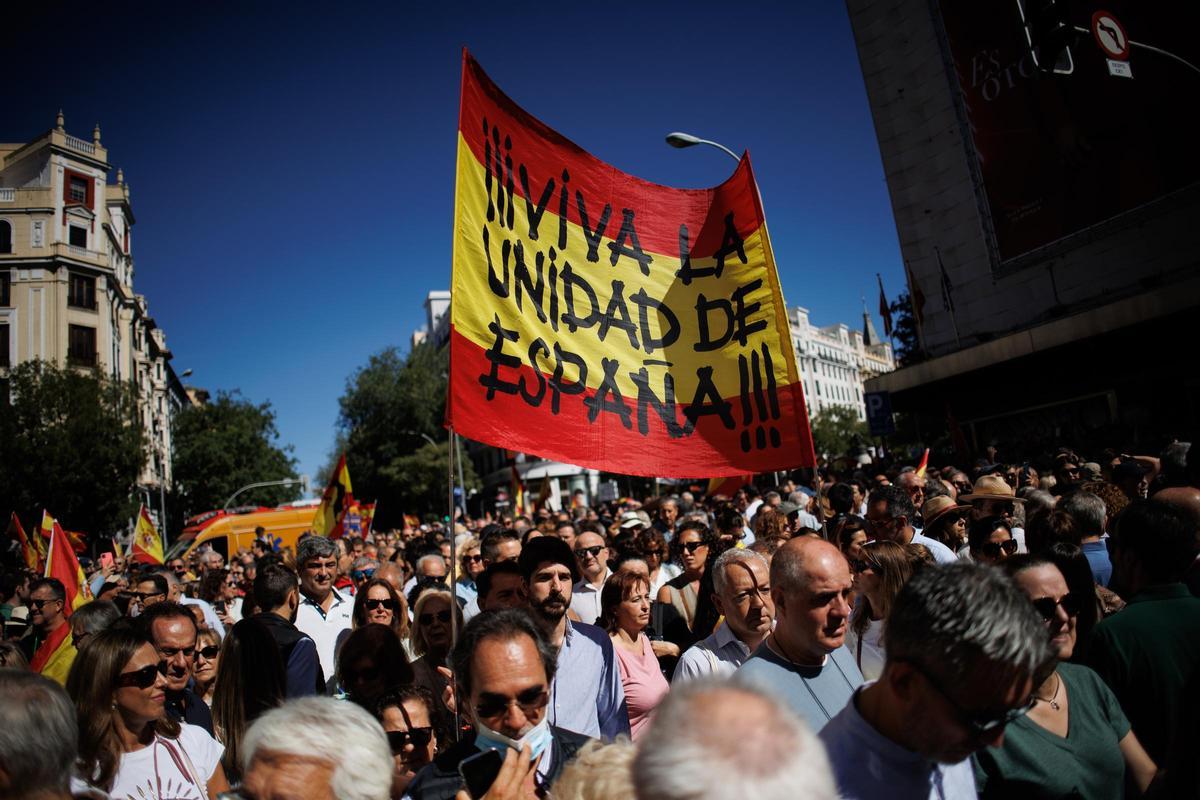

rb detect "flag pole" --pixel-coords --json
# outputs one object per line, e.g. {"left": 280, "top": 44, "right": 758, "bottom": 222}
{"left": 447, "top": 428, "right": 460, "bottom": 741}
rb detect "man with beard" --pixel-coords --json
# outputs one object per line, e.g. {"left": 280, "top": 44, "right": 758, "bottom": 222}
{"left": 519, "top": 536, "right": 629, "bottom": 739}
{"left": 252, "top": 563, "right": 323, "bottom": 697}
{"left": 139, "top": 600, "right": 215, "bottom": 734}
{"left": 818, "top": 563, "right": 1051, "bottom": 798}
{"left": 735, "top": 537, "right": 862, "bottom": 731}
{"left": 674, "top": 549, "right": 774, "bottom": 680}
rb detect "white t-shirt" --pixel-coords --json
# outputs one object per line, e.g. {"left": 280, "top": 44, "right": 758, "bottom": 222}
{"left": 106, "top": 723, "right": 223, "bottom": 800}
{"left": 844, "top": 616, "right": 886, "bottom": 681}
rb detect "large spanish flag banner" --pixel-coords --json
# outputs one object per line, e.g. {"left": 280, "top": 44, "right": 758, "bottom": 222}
{"left": 447, "top": 52, "right": 814, "bottom": 477}
{"left": 131, "top": 505, "right": 165, "bottom": 565}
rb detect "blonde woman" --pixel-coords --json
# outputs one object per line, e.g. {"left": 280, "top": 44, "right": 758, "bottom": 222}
{"left": 845, "top": 540, "right": 912, "bottom": 680}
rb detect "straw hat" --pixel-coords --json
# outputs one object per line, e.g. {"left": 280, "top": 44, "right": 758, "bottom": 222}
{"left": 922, "top": 495, "right": 971, "bottom": 528}
{"left": 960, "top": 474, "right": 1025, "bottom": 503}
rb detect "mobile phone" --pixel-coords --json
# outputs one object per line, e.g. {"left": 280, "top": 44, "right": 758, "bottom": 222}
{"left": 100, "top": 552, "right": 115, "bottom": 570}
{"left": 214, "top": 600, "right": 227, "bottom": 614}
{"left": 458, "top": 748, "right": 504, "bottom": 798}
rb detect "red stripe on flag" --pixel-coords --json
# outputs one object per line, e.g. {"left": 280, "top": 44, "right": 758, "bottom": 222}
{"left": 30, "top": 621, "right": 70, "bottom": 673}
{"left": 458, "top": 50, "right": 764, "bottom": 260}
{"left": 448, "top": 326, "right": 813, "bottom": 477}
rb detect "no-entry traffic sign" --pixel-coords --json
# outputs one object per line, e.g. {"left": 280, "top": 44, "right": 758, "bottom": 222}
{"left": 1092, "top": 10, "right": 1130, "bottom": 61}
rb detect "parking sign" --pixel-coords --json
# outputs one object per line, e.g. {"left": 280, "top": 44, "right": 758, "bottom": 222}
{"left": 865, "top": 391, "right": 896, "bottom": 437}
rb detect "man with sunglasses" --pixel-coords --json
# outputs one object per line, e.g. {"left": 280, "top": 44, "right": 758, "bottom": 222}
{"left": 23, "top": 578, "right": 75, "bottom": 684}
{"left": 138, "top": 600, "right": 215, "bottom": 735}
{"left": 252, "top": 563, "right": 324, "bottom": 697}
{"left": 126, "top": 572, "right": 168, "bottom": 616}
{"left": 405, "top": 609, "right": 592, "bottom": 800}
{"left": 819, "top": 562, "right": 1054, "bottom": 799}
{"left": 568, "top": 531, "right": 611, "bottom": 625}
{"left": 866, "top": 485, "right": 958, "bottom": 565}
{"left": 520, "top": 536, "right": 629, "bottom": 740}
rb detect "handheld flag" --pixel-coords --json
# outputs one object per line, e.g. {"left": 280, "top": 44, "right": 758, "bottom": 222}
{"left": 131, "top": 505, "right": 165, "bottom": 565}
{"left": 361, "top": 502, "right": 377, "bottom": 538}
{"left": 313, "top": 455, "right": 354, "bottom": 538}
{"left": 112, "top": 535, "right": 124, "bottom": 560}
{"left": 33, "top": 512, "right": 90, "bottom": 684}
{"left": 915, "top": 448, "right": 930, "bottom": 479}
{"left": 446, "top": 51, "right": 814, "bottom": 477}
{"left": 7, "top": 512, "right": 38, "bottom": 572}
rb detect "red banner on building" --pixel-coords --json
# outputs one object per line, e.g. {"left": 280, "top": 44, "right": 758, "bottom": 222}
{"left": 446, "top": 51, "right": 814, "bottom": 477}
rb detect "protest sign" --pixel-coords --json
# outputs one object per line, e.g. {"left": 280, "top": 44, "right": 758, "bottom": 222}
{"left": 447, "top": 51, "right": 814, "bottom": 477}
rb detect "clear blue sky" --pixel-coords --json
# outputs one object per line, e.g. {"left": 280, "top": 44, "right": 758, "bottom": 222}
{"left": 9, "top": 2, "right": 903, "bottom": 485}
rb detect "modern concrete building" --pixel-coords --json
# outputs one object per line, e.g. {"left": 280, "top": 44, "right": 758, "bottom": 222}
{"left": 0, "top": 112, "right": 191, "bottom": 518}
{"left": 847, "top": 2, "right": 1200, "bottom": 452}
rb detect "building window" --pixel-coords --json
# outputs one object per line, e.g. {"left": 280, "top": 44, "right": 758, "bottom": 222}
{"left": 67, "top": 324, "right": 96, "bottom": 367}
{"left": 1, "top": 272, "right": 9, "bottom": 306}
{"left": 68, "top": 273, "right": 96, "bottom": 309}
{"left": 63, "top": 170, "right": 93, "bottom": 206}
{"left": 68, "top": 225, "right": 87, "bottom": 248}
{"left": 0, "top": 324, "right": 8, "bottom": 368}
{"left": 0, "top": 220, "right": 11, "bottom": 253}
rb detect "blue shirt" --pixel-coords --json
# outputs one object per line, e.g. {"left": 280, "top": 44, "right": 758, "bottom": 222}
{"left": 820, "top": 684, "right": 977, "bottom": 799}
{"left": 1080, "top": 540, "right": 1112, "bottom": 587}
{"left": 735, "top": 640, "right": 863, "bottom": 731}
{"left": 549, "top": 619, "right": 630, "bottom": 740}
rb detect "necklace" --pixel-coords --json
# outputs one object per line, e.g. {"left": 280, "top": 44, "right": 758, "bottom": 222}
{"left": 1034, "top": 671, "right": 1062, "bottom": 710}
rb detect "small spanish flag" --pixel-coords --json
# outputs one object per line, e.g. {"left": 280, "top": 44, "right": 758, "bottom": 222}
{"left": 35, "top": 511, "right": 92, "bottom": 685}
{"left": 7, "top": 512, "right": 39, "bottom": 572}
{"left": 131, "top": 505, "right": 165, "bottom": 565}
{"left": 360, "top": 502, "right": 376, "bottom": 538}
{"left": 915, "top": 448, "right": 930, "bottom": 479}
{"left": 313, "top": 454, "right": 354, "bottom": 538}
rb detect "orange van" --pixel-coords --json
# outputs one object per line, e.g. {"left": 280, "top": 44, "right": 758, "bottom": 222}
{"left": 165, "top": 501, "right": 321, "bottom": 563}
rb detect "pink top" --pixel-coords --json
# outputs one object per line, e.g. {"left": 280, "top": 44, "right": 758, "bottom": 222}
{"left": 613, "top": 633, "right": 670, "bottom": 741}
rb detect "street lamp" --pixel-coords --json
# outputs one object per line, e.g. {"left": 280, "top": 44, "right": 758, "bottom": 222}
{"left": 402, "top": 430, "right": 437, "bottom": 447}
{"left": 223, "top": 477, "right": 308, "bottom": 511}
{"left": 665, "top": 131, "right": 740, "bottom": 163}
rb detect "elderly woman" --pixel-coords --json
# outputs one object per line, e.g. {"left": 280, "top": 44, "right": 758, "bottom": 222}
{"left": 845, "top": 540, "right": 912, "bottom": 680}
{"left": 602, "top": 571, "right": 669, "bottom": 741}
{"left": 67, "top": 626, "right": 229, "bottom": 797}
{"left": 374, "top": 685, "right": 440, "bottom": 799}
{"left": 409, "top": 587, "right": 462, "bottom": 737}
{"left": 973, "top": 556, "right": 1157, "bottom": 798}
{"left": 968, "top": 516, "right": 1018, "bottom": 566}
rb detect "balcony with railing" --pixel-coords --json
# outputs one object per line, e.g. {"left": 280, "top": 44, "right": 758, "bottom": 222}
{"left": 0, "top": 188, "right": 14, "bottom": 202}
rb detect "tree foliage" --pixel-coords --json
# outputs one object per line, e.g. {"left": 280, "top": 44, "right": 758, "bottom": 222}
{"left": 0, "top": 360, "right": 146, "bottom": 536}
{"left": 889, "top": 292, "right": 927, "bottom": 368}
{"left": 334, "top": 342, "right": 477, "bottom": 526}
{"left": 171, "top": 392, "right": 299, "bottom": 523}
{"left": 810, "top": 405, "right": 870, "bottom": 458}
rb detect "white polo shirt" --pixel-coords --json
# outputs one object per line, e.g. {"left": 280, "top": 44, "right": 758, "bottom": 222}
{"left": 569, "top": 569, "right": 609, "bottom": 627}
{"left": 294, "top": 587, "right": 354, "bottom": 681}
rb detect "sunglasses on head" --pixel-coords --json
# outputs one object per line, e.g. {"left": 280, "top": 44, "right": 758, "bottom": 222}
{"left": 682, "top": 541, "right": 708, "bottom": 553}
{"left": 352, "top": 569, "right": 377, "bottom": 582}
{"left": 194, "top": 645, "right": 220, "bottom": 661}
{"left": 419, "top": 610, "right": 452, "bottom": 625}
{"left": 365, "top": 598, "right": 397, "bottom": 611}
{"left": 116, "top": 661, "right": 168, "bottom": 689}
{"left": 474, "top": 686, "right": 549, "bottom": 721}
{"left": 980, "top": 539, "right": 1019, "bottom": 558}
{"left": 574, "top": 545, "right": 604, "bottom": 559}
{"left": 1032, "top": 593, "right": 1081, "bottom": 621}
{"left": 387, "top": 727, "right": 433, "bottom": 753}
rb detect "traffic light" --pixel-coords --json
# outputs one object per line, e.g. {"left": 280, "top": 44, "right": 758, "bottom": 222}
{"left": 1021, "top": 0, "right": 1076, "bottom": 73}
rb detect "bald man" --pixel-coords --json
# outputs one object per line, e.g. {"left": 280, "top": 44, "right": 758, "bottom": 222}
{"left": 734, "top": 537, "right": 863, "bottom": 732}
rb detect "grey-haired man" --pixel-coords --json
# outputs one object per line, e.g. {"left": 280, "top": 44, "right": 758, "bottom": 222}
{"left": 294, "top": 535, "right": 354, "bottom": 681}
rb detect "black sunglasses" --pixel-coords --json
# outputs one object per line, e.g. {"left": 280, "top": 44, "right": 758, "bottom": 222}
{"left": 365, "top": 598, "right": 397, "bottom": 611}
{"left": 29, "top": 598, "right": 62, "bottom": 609}
{"left": 474, "top": 687, "right": 549, "bottom": 721}
{"left": 387, "top": 727, "right": 433, "bottom": 753}
{"left": 980, "top": 539, "right": 1019, "bottom": 558}
{"left": 682, "top": 541, "right": 708, "bottom": 553}
{"left": 1032, "top": 593, "right": 1081, "bottom": 621}
{"left": 419, "top": 610, "right": 452, "bottom": 625}
{"left": 462, "top": 554, "right": 483, "bottom": 563}
{"left": 194, "top": 645, "right": 220, "bottom": 660}
{"left": 116, "top": 661, "right": 168, "bottom": 689}
{"left": 574, "top": 545, "right": 605, "bottom": 559}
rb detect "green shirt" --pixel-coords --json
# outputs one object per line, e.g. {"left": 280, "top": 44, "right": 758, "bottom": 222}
{"left": 1086, "top": 582, "right": 1200, "bottom": 763}
{"left": 973, "top": 662, "right": 1130, "bottom": 800}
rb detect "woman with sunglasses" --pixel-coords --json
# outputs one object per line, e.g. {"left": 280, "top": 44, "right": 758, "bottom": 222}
{"left": 846, "top": 540, "right": 912, "bottom": 681}
{"left": 67, "top": 625, "right": 229, "bottom": 797}
{"left": 353, "top": 577, "right": 409, "bottom": 643}
{"left": 968, "top": 516, "right": 1019, "bottom": 565}
{"left": 374, "top": 684, "right": 440, "bottom": 798}
{"left": 191, "top": 628, "right": 222, "bottom": 705}
{"left": 973, "top": 556, "right": 1157, "bottom": 799}
{"left": 211, "top": 618, "right": 286, "bottom": 785}
{"left": 409, "top": 588, "right": 463, "bottom": 738}
{"left": 635, "top": 527, "right": 679, "bottom": 598}
{"left": 656, "top": 520, "right": 713, "bottom": 634}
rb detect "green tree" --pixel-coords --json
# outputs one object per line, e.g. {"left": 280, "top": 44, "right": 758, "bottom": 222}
{"left": 0, "top": 360, "right": 146, "bottom": 537}
{"left": 809, "top": 405, "right": 870, "bottom": 458}
{"left": 334, "top": 342, "right": 477, "bottom": 526}
{"left": 171, "top": 392, "right": 299, "bottom": 524}
{"left": 889, "top": 292, "right": 927, "bottom": 368}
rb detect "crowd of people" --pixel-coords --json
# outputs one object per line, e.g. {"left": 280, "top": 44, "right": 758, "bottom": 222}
{"left": 1, "top": 441, "right": 1199, "bottom": 799}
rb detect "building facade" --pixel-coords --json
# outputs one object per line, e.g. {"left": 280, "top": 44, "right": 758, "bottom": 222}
{"left": 1, "top": 112, "right": 190, "bottom": 516}
{"left": 790, "top": 305, "right": 895, "bottom": 420}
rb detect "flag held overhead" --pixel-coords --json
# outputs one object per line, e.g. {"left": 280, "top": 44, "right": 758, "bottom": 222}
{"left": 132, "top": 505, "right": 165, "bottom": 565}
{"left": 446, "top": 51, "right": 814, "bottom": 477}
{"left": 313, "top": 454, "right": 354, "bottom": 538}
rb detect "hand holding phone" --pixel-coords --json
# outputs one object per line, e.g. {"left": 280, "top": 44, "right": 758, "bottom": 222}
{"left": 457, "top": 744, "right": 537, "bottom": 799}
{"left": 99, "top": 552, "right": 115, "bottom": 573}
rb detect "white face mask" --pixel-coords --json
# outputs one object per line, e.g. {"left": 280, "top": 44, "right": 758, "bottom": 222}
{"left": 474, "top": 715, "right": 552, "bottom": 759}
